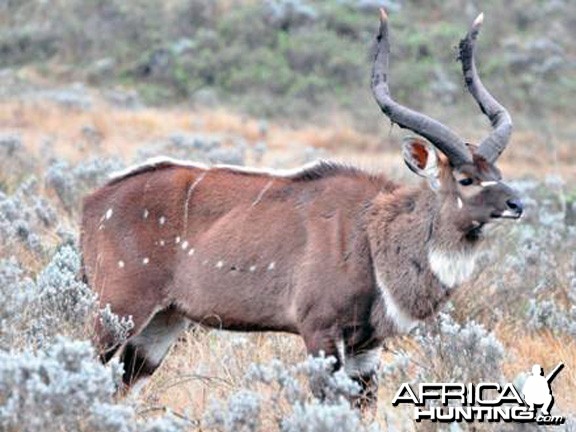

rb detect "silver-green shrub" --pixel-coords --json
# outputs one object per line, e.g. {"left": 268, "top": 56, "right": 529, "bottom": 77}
{"left": 203, "top": 355, "right": 374, "bottom": 432}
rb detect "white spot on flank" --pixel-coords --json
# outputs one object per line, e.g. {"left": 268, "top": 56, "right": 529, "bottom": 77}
{"left": 267, "top": 262, "right": 276, "bottom": 271}
{"left": 203, "top": 260, "right": 208, "bottom": 266}
{"left": 159, "top": 216, "right": 166, "bottom": 226}
{"left": 428, "top": 249, "right": 477, "bottom": 288}
{"left": 181, "top": 241, "right": 188, "bottom": 250}
{"left": 249, "top": 265, "right": 257, "bottom": 272}
{"left": 375, "top": 273, "right": 419, "bottom": 334}
{"left": 216, "top": 261, "right": 224, "bottom": 269}
{"left": 175, "top": 236, "right": 180, "bottom": 244}
{"left": 118, "top": 260, "right": 125, "bottom": 268}
{"left": 188, "top": 248, "right": 195, "bottom": 256}
{"left": 159, "top": 240, "right": 165, "bottom": 247}
{"left": 345, "top": 348, "right": 382, "bottom": 376}
{"left": 143, "top": 209, "right": 149, "bottom": 219}
{"left": 142, "top": 257, "right": 150, "bottom": 265}
{"left": 105, "top": 208, "right": 113, "bottom": 220}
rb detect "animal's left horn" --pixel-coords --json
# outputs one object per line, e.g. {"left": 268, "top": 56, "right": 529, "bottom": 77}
{"left": 371, "top": 9, "right": 473, "bottom": 167}
{"left": 459, "top": 13, "right": 513, "bottom": 163}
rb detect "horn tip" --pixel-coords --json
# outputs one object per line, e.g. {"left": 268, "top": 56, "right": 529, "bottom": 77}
{"left": 379, "top": 8, "right": 388, "bottom": 23}
{"left": 473, "top": 12, "right": 484, "bottom": 28}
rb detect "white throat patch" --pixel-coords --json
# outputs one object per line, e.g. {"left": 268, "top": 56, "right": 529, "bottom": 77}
{"left": 428, "top": 249, "right": 477, "bottom": 288}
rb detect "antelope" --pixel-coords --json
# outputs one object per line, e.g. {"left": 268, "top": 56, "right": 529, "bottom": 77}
{"left": 81, "top": 10, "right": 523, "bottom": 409}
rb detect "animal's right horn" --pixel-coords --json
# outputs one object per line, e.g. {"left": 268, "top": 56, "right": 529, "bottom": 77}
{"left": 371, "top": 9, "right": 473, "bottom": 167}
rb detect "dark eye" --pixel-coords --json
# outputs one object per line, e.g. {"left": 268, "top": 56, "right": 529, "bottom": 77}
{"left": 459, "top": 178, "right": 474, "bottom": 186}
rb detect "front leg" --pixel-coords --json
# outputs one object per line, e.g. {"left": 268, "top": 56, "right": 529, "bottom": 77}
{"left": 302, "top": 327, "right": 344, "bottom": 400}
{"left": 344, "top": 346, "right": 382, "bottom": 414}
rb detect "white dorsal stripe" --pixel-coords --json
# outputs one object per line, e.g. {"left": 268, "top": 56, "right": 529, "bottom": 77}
{"left": 109, "top": 156, "right": 328, "bottom": 181}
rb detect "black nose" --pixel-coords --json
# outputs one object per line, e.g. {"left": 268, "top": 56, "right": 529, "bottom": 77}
{"left": 506, "top": 198, "right": 524, "bottom": 214}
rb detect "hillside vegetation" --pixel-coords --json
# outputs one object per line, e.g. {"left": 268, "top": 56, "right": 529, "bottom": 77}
{"left": 2, "top": 0, "right": 575, "bottom": 122}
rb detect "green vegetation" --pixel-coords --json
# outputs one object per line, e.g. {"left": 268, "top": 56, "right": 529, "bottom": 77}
{"left": 1, "top": 0, "right": 574, "bottom": 125}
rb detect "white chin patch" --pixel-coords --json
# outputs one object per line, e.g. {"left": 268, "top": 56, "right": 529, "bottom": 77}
{"left": 428, "top": 249, "right": 477, "bottom": 288}
{"left": 499, "top": 209, "right": 522, "bottom": 219}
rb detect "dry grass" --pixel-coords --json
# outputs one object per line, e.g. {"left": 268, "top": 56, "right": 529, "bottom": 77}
{"left": 133, "top": 326, "right": 576, "bottom": 429}
{"left": 3, "top": 94, "right": 575, "bottom": 429}
{"left": 500, "top": 329, "right": 576, "bottom": 412}
{"left": 0, "top": 100, "right": 376, "bottom": 168}
{"left": 2, "top": 98, "right": 573, "bottom": 183}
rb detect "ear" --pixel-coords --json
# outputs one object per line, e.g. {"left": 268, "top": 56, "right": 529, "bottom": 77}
{"left": 402, "top": 137, "right": 440, "bottom": 187}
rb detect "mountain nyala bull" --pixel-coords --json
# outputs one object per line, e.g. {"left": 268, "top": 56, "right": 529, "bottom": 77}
{"left": 81, "top": 10, "right": 523, "bottom": 410}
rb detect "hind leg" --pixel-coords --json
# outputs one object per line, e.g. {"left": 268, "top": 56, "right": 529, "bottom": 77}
{"left": 120, "top": 306, "right": 189, "bottom": 392}
{"left": 94, "top": 300, "right": 158, "bottom": 365}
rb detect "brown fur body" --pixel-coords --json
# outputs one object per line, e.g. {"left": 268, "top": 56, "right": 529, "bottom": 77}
{"left": 81, "top": 154, "right": 515, "bottom": 408}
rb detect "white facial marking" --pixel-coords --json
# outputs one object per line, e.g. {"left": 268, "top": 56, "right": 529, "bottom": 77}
{"left": 428, "top": 249, "right": 477, "bottom": 288}
{"left": 143, "top": 209, "right": 149, "bottom": 219}
{"left": 159, "top": 216, "right": 166, "bottom": 226}
{"left": 344, "top": 347, "right": 382, "bottom": 376}
{"left": 188, "top": 248, "right": 195, "bottom": 256}
{"left": 142, "top": 257, "right": 150, "bottom": 265}
{"left": 457, "top": 197, "right": 463, "bottom": 209}
{"left": 249, "top": 265, "right": 257, "bottom": 272}
{"left": 181, "top": 241, "right": 188, "bottom": 250}
{"left": 480, "top": 181, "right": 498, "bottom": 188}
{"left": 175, "top": 236, "right": 180, "bottom": 244}
{"left": 267, "top": 262, "right": 276, "bottom": 271}
{"left": 105, "top": 208, "right": 113, "bottom": 220}
{"left": 117, "top": 260, "right": 125, "bottom": 268}
{"left": 500, "top": 209, "right": 521, "bottom": 219}
{"left": 216, "top": 260, "right": 224, "bottom": 269}
{"left": 375, "top": 273, "right": 419, "bottom": 333}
